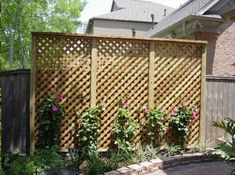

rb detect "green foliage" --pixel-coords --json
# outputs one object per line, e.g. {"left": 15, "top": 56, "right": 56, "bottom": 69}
{"left": 213, "top": 117, "right": 235, "bottom": 160}
{"left": 3, "top": 149, "right": 63, "bottom": 175}
{"left": 145, "top": 108, "right": 167, "bottom": 145}
{"left": 188, "top": 141, "right": 211, "bottom": 153}
{"left": 67, "top": 148, "right": 84, "bottom": 172}
{"left": 160, "top": 144, "right": 181, "bottom": 157}
{"left": 78, "top": 104, "right": 104, "bottom": 151}
{"left": 214, "top": 139, "right": 235, "bottom": 160}
{"left": 132, "top": 144, "right": 158, "bottom": 163}
{"left": 86, "top": 150, "right": 120, "bottom": 175}
{"left": 2, "top": 0, "right": 85, "bottom": 70}
{"left": 144, "top": 144, "right": 159, "bottom": 160}
{"left": 132, "top": 144, "right": 147, "bottom": 163}
{"left": 86, "top": 149, "right": 102, "bottom": 175}
{"left": 170, "top": 105, "right": 192, "bottom": 147}
{"left": 113, "top": 107, "right": 138, "bottom": 157}
{"left": 213, "top": 117, "right": 235, "bottom": 138}
{"left": 36, "top": 93, "right": 65, "bottom": 149}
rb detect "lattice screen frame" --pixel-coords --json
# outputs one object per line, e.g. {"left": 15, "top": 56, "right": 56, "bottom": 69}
{"left": 30, "top": 32, "right": 207, "bottom": 153}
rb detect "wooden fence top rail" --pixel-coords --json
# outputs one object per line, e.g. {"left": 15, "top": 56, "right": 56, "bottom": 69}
{"left": 32, "top": 32, "right": 208, "bottom": 45}
{"left": 206, "top": 75, "right": 235, "bottom": 81}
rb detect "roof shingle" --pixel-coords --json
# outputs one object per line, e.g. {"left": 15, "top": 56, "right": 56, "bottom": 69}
{"left": 95, "top": 0, "right": 174, "bottom": 23}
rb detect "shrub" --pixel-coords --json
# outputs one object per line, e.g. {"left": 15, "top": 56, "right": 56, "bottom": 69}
{"left": 36, "top": 93, "right": 65, "bottom": 149}
{"left": 145, "top": 108, "right": 167, "bottom": 145}
{"left": 3, "top": 149, "right": 64, "bottom": 175}
{"left": 113, "top": 104, "right": 138, "bottom": 159}
{"left": 170, "top": 102, "right": 198, "bottom": 148}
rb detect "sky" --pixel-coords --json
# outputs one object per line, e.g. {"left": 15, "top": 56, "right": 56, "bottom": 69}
{"left": 79, "top": 0, "right": 188, "bottom": 23}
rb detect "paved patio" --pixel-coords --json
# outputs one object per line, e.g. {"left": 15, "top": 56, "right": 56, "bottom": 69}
{"left": 148, "top": 161, "right": 235, "bottom": 175}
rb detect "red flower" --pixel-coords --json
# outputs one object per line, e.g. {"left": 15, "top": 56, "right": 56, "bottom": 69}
{"left": 55, "top": 93, "right": 64, "bottom": 100}
{"left": 52, "top": 106, "right": 59, "bottom": 112}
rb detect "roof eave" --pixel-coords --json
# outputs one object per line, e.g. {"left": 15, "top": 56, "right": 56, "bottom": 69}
{"left": 149, "top": 15, "right": 224, "bottom": 37}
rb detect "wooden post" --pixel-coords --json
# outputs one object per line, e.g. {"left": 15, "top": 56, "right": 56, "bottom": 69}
{"left": 29, "top": 33, "right": 36, "bottom": 154}
{"left": 90, "top": 38, "right": 97, "bottom": 108}
{"left": 199, "top": 44, "right": 207, "bottom": 142}
{"left": 148, "top": 41, "right": 155, "bottom": 109}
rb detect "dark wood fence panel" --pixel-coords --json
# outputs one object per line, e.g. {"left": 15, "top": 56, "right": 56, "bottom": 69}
{"left": 206, "top": 76, "right": 235, "bottom": 145}
{"left": 1, "top": 70, "right": 30, "bottom": 154}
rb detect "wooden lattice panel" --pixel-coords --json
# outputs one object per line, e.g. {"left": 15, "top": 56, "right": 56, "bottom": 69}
{"left": 34, "top": 35, "right": 92, "bottom": 149}
{"left": 154, "top": 42, "right": 203, "bottom": 144}
{"left": 32, "top": 33, "right": 206, "bottom": 151}
{"left": 96, "top": 39, "right": 149, "bottom": 150}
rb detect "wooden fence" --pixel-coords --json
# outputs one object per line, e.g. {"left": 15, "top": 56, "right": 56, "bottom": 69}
{"left": 1, "top": 70, "right": 30, "bottom": 154}
{"left": 205, "top": 76, "right": 235, "bottom": 145}
{"left": 30, "top": 32, "right": 207, "bottom": 152}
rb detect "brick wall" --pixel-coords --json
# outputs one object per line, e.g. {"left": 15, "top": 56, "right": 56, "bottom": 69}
{"left": 197, "top": 20, "right": 235, "bottom": 76}
{"left": 213, "top": 20, "right": 235, "bottom": 76}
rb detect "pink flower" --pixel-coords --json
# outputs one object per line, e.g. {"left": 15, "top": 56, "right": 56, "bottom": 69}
{"left": 192, "top": 107, "right": 200, "bottom": 119}
{"left": 122, "top": 99, "right": 128, "bottom": 108}
{"left": 171, "top": 106, "right": 178, "bottom": 115}
{"left": 181, "top": 101, "right": 188, "bottom": 107}
{"left": 143, "top": 106, "right": 150, "bottom": 113}
{"left": 51, "top": 106, "right": 59, "bottom": 112}
{"left": 55, "top": 93, "right": 64, "bottom": 100}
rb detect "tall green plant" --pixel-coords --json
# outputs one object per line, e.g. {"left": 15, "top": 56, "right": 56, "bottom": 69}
{"left": 78, "top": 104, "right": 104, "bottom": 151}
{"left": 213, "top": 117, "right": 235, "bottom": 160}
{"left": 113, "top": 102, "right": 138, "bottom": 157}
{"left": 36, "top": 93, "right": 65, "bottom": 149}
{"left": 145, "top": 108, "right": 167, "bottom": 145}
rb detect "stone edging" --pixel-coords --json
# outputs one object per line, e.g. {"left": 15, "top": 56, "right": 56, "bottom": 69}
{"left": 103, "top": 153, "right": 214, "bottom": 175}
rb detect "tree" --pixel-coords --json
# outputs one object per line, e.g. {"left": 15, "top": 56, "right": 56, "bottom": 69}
{"left": 1, "top": 0, "right": 85, "bottom": 70}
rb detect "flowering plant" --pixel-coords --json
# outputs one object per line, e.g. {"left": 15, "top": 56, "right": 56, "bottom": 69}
{"left": 36, "top": 93, "right": 65, "bottom": 149}
{"left": 170, "top": 102, "right": 199, "bottom": 148}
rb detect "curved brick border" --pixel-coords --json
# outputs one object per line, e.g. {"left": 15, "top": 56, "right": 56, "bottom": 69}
{"left": 104, "top": 153, "right": 215, "bottom": 175}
